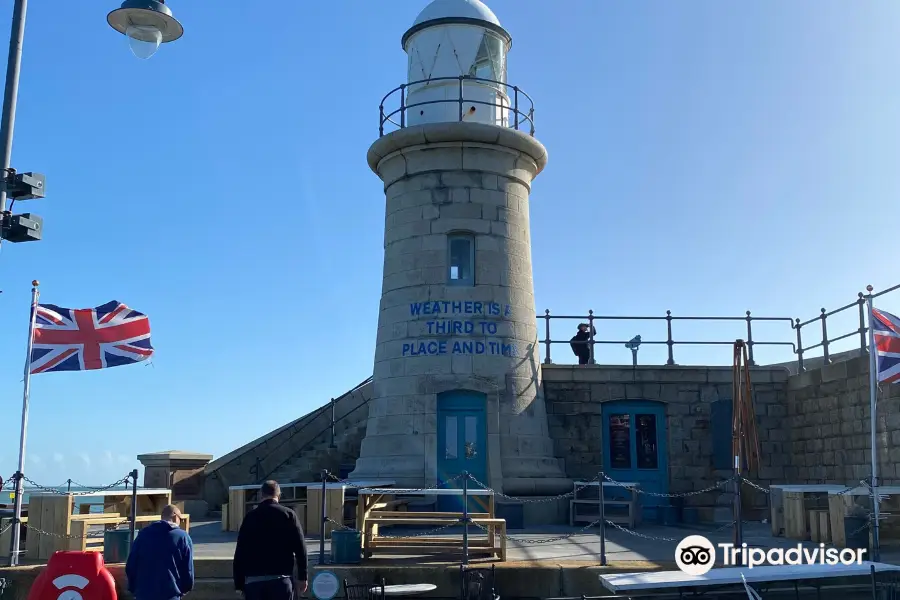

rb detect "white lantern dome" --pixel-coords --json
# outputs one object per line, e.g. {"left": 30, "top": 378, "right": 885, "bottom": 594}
{"left": 400, "top": 0, "right": 513, "bottom": 128}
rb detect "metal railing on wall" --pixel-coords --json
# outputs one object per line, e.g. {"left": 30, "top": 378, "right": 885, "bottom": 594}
{"left": 378, "top": 75, "right": 536, "bottom": 137}
{"left": 539, "top": 310, "right": 795, "bottom": 367}
{"left": 539, "top": 283, "right": 900, "bottom": 370}
{"left": 792, "top": 283, "right": 900, "bottom": 371}
{"left": 248, "top": 376, "right": 373, "bottom": 483}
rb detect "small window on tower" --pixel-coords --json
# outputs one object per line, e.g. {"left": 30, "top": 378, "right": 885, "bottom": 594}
{"left": 448, "top": 234, "right": 475, "bottom": 286}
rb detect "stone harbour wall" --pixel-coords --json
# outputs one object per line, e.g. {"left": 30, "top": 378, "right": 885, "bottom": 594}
{"left": 785, "top": 355, "right": 900, "bottom": 484}
{"left": 542, "top": 364, "right": 791, "bottom": 510}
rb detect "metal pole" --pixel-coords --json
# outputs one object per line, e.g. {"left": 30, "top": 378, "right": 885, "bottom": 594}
{"left": 319, "top": 469, "right": 327, "bottom": 565}
{"left": 866, "top": 289, "right": 881, "bottom": 561}
{"left": 129, "top": 468, "right": 138, "bottom": 546}
{"left": 462, "top": 471, "right": 469, "bottom": 566}
{"left": 598, "top": 472, "right": 607, "bottom": 566}
{"left": 631, "top": 348, "right": 638, "bottom": 368}
{"left": 330, "top": 398, "right": 336, "bottom": 448}
{"left": 8, "top": 279, "right": 38, "bottom": 566}
{"left": 734, "top": 459, "right": 743, "bottom": 548}
{"left": 0, "top": 0, "right": 28, "bottom": 214}
{"left": 66, "top": 479, "right": 71, "bottom": 493}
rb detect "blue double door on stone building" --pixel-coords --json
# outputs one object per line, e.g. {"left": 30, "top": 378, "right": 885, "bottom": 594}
{"left": 602, "top": 400, "right": 670, "bottom": 523}
{"left": 436, "top": 390, "right": 489, "bottom": 513}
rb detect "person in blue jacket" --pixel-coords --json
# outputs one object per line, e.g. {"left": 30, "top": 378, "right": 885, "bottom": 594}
{"left": 126, "top": 504, "right": 194, "bottom": 600}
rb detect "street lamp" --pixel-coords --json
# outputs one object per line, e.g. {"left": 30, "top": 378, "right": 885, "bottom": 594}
{"left": 0, "top": 0, "right": 185, "bottom": 249}
{"left": 107, "top": 0, "right": 184, "bottom": 60}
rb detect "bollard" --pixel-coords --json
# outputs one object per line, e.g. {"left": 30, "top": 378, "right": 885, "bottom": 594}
{"left": 598, "top": 472, "right": 607, "bottom": 566}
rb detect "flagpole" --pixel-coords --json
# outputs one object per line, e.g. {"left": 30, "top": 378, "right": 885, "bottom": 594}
{"left": 7, "top": 279, "right": 38, "bottom": 567}
{"left": 865, "top": 284, "right": 881, "bottom": 561}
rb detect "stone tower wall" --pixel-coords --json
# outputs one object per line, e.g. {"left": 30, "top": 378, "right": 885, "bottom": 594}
{"left": 350, "top": 123, "right": 568, "bottom": 495}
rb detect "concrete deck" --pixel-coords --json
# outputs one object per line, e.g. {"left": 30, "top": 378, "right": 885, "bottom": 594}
{"left": 189, "top": 520, "right": 900, "bottom": 565}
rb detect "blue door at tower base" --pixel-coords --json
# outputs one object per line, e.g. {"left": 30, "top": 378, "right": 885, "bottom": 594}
{"left": 602, "top": 400, "right": 670, "bottom": 524}
{"left": 436, "top": 390, "right": 488, "bottom": 513}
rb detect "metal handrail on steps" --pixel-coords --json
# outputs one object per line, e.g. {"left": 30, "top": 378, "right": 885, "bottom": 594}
{"left": 251, "top": 377, "right": 373, "bottom": 482}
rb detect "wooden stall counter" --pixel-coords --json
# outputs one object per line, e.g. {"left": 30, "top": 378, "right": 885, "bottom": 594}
{"left": 23, "top": 488, "right": 173, "bottom": 560}
{"left": 768, "top": 485, "right": 848, "bottom": 539}
{"left": 227, "top": 480, "right": 394, "bottom": 536}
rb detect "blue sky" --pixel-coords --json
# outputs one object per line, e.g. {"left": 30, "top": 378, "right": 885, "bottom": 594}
{"left": 0, "top": 0, "right": 898, "bottom": 486}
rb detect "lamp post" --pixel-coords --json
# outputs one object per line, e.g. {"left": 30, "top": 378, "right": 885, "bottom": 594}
{"left": 0, "top": 0, "right": 183, "bottom": 248}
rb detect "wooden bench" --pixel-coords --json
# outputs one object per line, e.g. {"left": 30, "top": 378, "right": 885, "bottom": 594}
{"left": 362, "top": 516, "right": 506, "bottom": 561}
{"left": 570, "top": 481, "right": 641, "bottom": 528}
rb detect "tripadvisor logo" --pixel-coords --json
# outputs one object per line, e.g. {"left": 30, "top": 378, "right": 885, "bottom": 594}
{"left": 675, "top": 535, "right": 867, "bottom": 575}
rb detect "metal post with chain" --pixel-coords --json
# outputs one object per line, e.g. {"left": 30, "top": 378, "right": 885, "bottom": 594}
{"left": 129, "top": 468, "right": 138, "bottom": 546}
{"left": 462, "top": 470, "right": 469, "bottom": 566}
{"left": 598, "top": 471, "right": 606, "bottom": 566}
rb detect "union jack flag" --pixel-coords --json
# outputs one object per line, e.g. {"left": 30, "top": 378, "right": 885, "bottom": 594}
{"left": 29, "top": 301, "right": 154, "bottom": 374}
{"left": 873, "top": 308, "right": 900, "bottom": 384}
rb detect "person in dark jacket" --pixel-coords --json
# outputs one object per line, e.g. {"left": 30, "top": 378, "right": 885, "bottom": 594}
{"left": 234, "top": 480, "right": 307, "bottom": 600}
{"left": 570, "top": 323, "right": 596, "bottom": 365}
{"left": 125, "top": 504, "right": 194, "bottom": 600}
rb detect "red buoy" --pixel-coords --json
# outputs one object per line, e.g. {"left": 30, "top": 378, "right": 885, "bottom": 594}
{"left": 28, "top": 552, "right": 117, "bottom": 600}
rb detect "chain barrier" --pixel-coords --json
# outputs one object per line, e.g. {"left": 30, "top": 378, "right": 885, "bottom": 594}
{"left": 323, "top": 470, "right": 468, "bottom": 493}
{"left": 20, "top": 475, "right": 130, "bottom": 496}
{"left": 473, "top": 517, "right": 607, "bottom": 544}
{"left": 325, "top": 518, "right": 354, "bottom": 531}
{"left": 600, "top": 472, "right": 735, "bottom": 498}
{"left": 466, "top": 474, "right": 600, "bottom": 504}
{"left": 0, "top": 521, "right": 12, "bottom": 537}
{"left": 23, "top": 519, "right": 130, "bottom": 541}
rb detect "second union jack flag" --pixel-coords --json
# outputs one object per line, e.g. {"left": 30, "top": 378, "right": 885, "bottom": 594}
{"left": 30, "top": 301, "right": 154, "bottom": 374}
{"left": 873, "top": 308, "right": 900, "bottom": 384}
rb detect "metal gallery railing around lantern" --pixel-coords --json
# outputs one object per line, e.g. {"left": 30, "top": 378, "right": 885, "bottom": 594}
{"left": 378, "top": 75, "right": 536, "bottom": 136}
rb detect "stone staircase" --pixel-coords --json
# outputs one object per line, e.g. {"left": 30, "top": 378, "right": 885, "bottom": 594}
{"left": 202, "top": 378, "right": 372, "bottom": 507}
{"left": 267, "top": 421, "right": 368, "bottom": 483}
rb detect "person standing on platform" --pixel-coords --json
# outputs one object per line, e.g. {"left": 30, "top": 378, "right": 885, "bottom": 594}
{"left": 570, "top": 322, "right": 597, "bottom": 365}
{"left": 233, "top": 480, "right": 308, "bottom": 600}
{"left": 126, "top": 504, "right": 194, "bottom": 600}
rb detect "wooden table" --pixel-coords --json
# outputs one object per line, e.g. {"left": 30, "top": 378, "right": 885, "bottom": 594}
{"left": 24, "top": 488, "right": 172, "bottom": 560}
{"left": 828, "top": 486, "right": 900, "bottom": 548}
{"left": 226, "top": 480, "right": 393, "bottom": 535}
{"left": 768, "top": 485, "right": 848, "bottom": 539}
{"left": 570, "top": 481, "right": 641, "bottom": 528}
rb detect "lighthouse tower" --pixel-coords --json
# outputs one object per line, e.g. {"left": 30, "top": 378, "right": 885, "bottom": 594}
{"left": 350, "top": 0, "right": 569, "bottom": 498}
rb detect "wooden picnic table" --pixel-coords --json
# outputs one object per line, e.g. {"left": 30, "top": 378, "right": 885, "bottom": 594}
{"left": 356, "top": 488, "right": 504, "bottom": 560}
